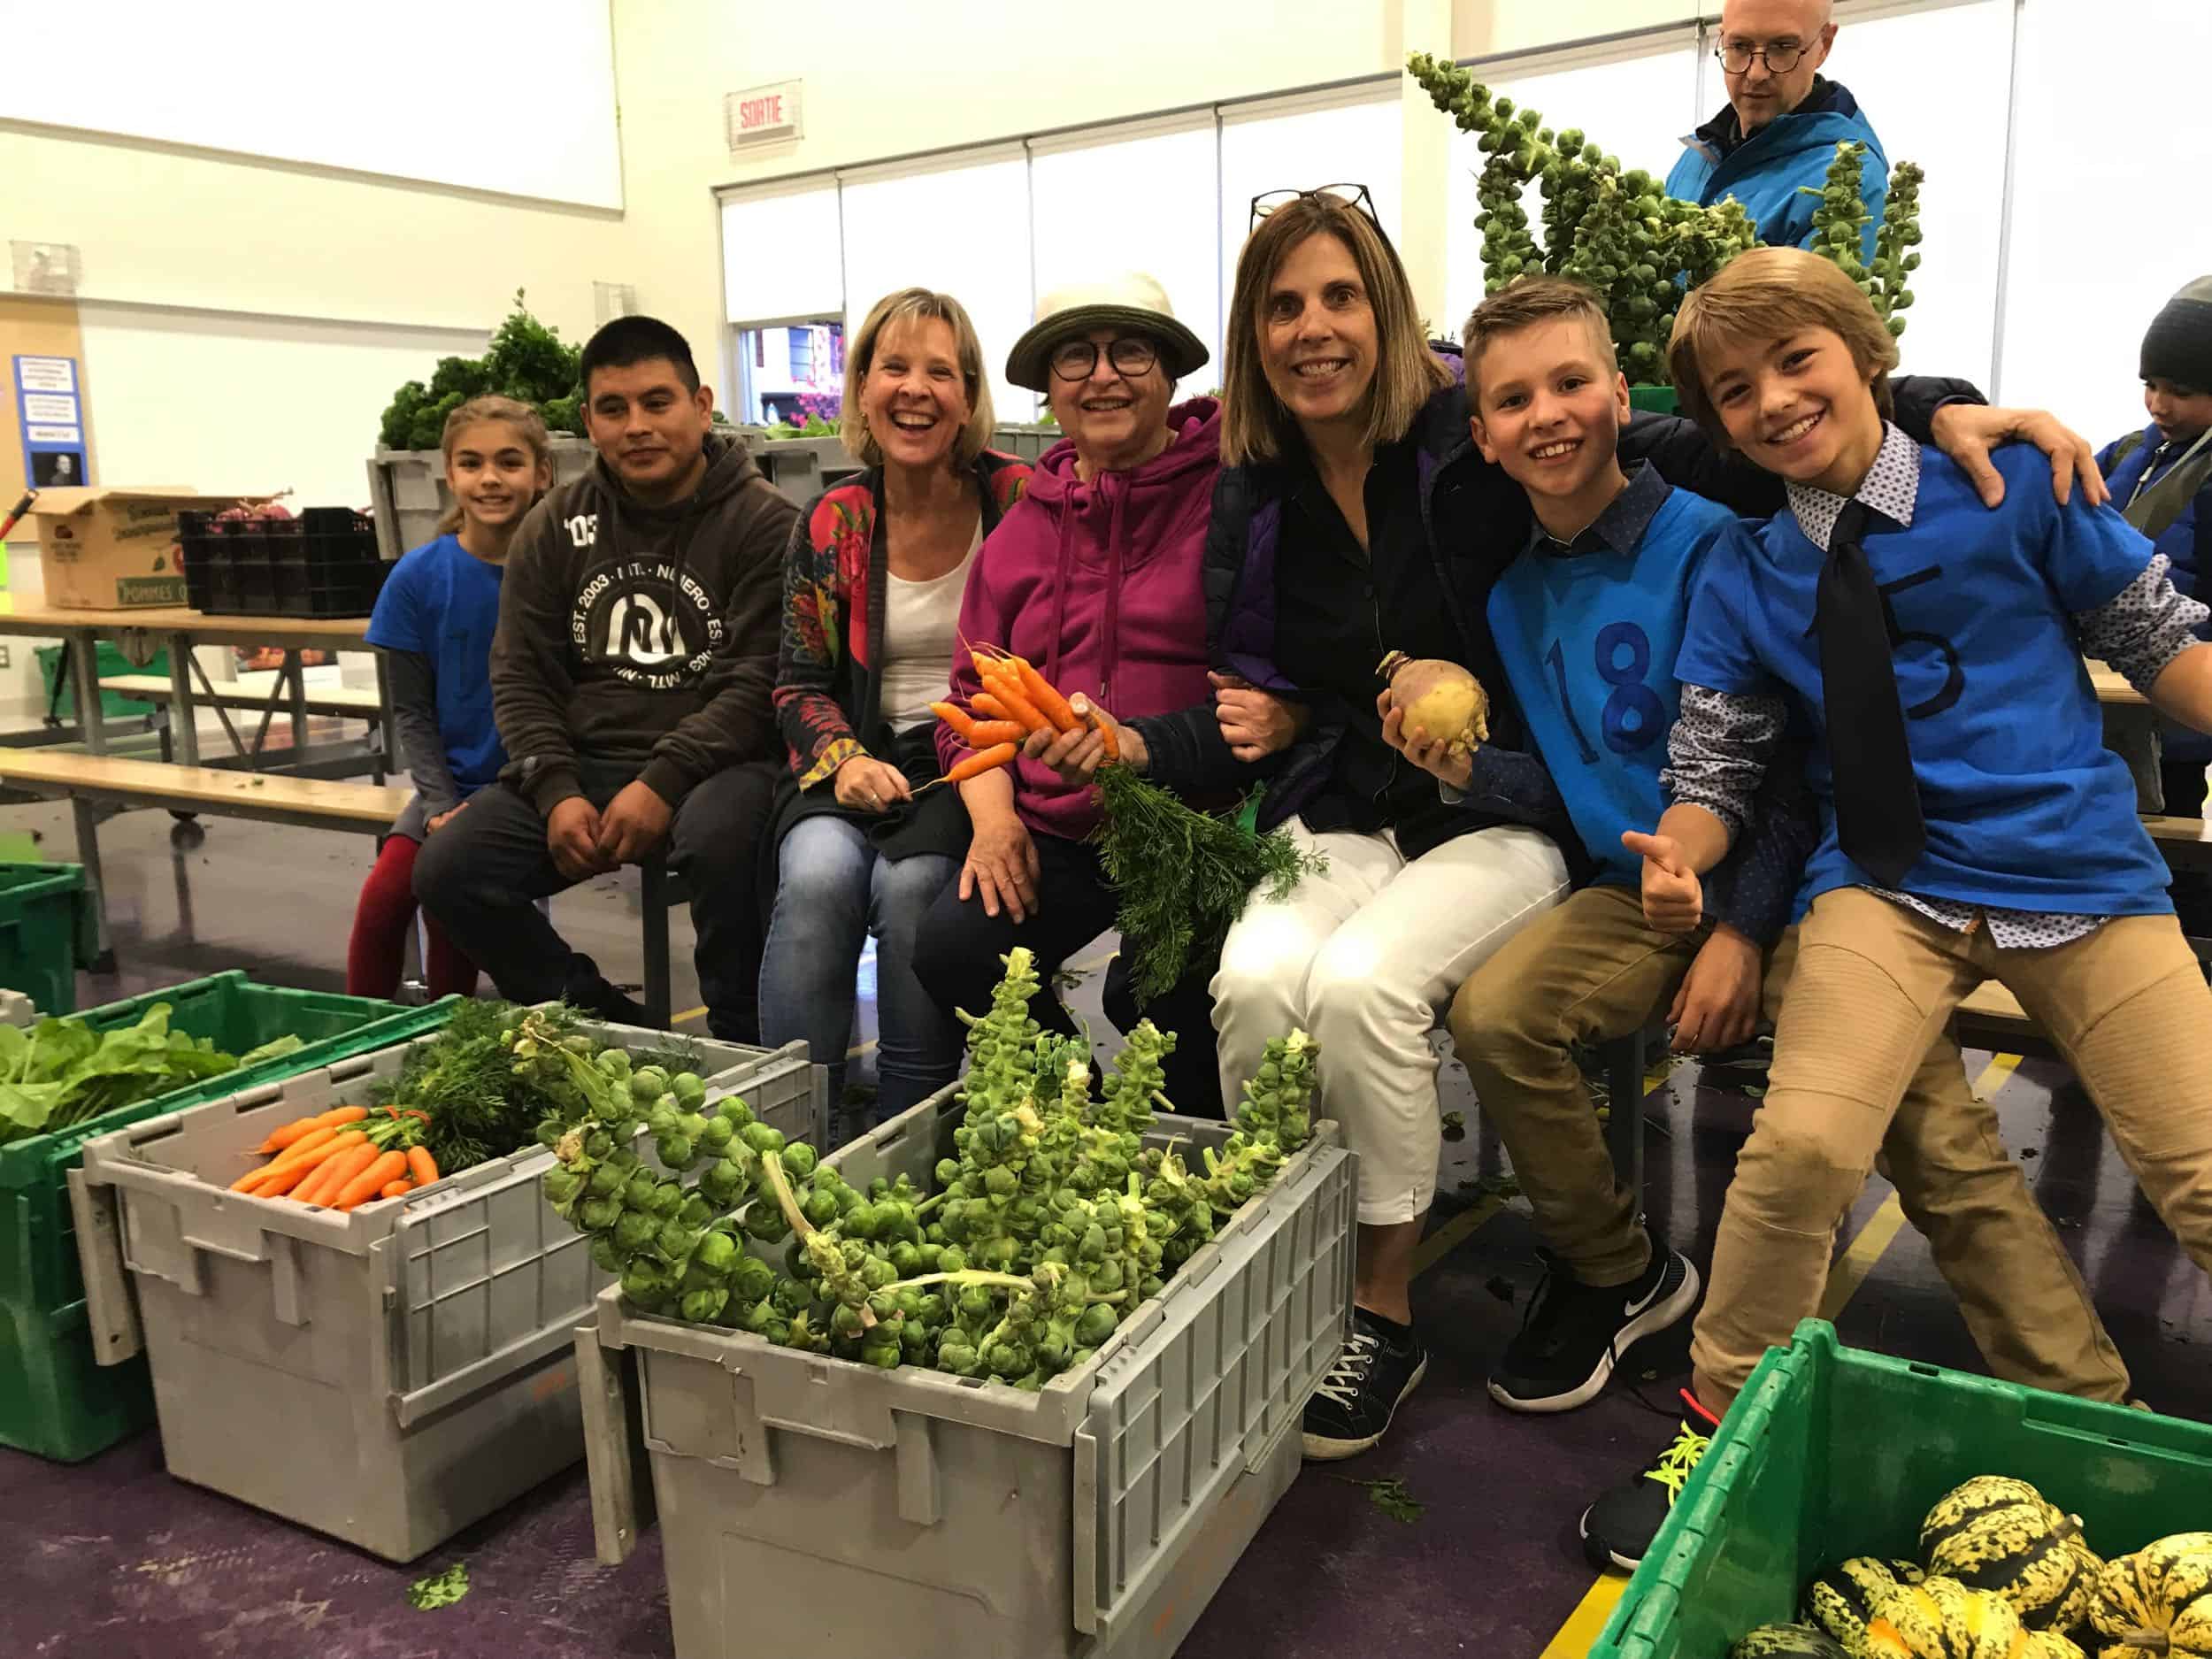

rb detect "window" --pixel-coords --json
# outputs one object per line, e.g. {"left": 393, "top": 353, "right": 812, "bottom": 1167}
{"left": 1030, "top": 114, "right": 1223, "bottom": 408}
{"left": 838, "top": 146, "right": 1033, "bottom": 422}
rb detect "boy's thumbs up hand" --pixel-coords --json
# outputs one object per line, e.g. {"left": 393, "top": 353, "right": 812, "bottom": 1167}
{"left": 1623, "top": 830, "right": 1703, "bottom": 934}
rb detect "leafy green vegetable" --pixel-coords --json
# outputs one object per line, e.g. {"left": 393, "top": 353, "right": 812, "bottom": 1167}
{"left": 1359, "top": 1477, "right": 1425, "bottom": 1525}
{"left": 0, "top": 1006, "right": 298, "bottom": 1147}
{"left": 372, "top": 998, "right": 586, "bottom": 1173}
{"left": 406, "top": 1562, "right": 470, "bottom": 1610}
{"left": 378, "top": 288, "right": 585, "bottom": 449}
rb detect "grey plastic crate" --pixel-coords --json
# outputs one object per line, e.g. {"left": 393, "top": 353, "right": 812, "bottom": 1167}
{"left": 71, "top": 1021, "right": 818, "bottom": 1562}
{"left": 365, "top": 435, "right": 598, "bottom": 564}
{"left": 575, "top": 1085, "right": 1356, "bottom": 1658}
{"left": 990, "top": 422, "right": 1062, "bottom": 461}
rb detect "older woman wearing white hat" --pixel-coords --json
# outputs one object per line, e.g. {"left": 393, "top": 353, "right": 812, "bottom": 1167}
{"left": 911, "top": 272, "right": 1247, "bottom": 1111}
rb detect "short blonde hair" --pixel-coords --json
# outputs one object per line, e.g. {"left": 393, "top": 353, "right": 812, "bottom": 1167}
{"left": 1220, "top": 195, "right": 1453, "bottom": 467}
{"left": 1669, "top": 246, "right": 1897, "bottom": 442}
{"left": 1463, "top": 276, "right": 1619, "bottom": 405}
{"left": 842, "top": 288, "right": 996, "bottom": 466}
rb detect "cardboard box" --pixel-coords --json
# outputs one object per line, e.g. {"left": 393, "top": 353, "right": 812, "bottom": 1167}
{"left": 29, "top": 487, "right": 237, "bottom": 610}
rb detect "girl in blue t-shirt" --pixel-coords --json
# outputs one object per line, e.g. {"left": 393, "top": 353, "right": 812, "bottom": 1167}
{"left": 346, "top": 396, "right": 553, "bottom": 997}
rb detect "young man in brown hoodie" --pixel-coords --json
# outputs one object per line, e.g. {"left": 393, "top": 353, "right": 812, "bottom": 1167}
{"left": 414, "top": 315, "right": 795, "bottom": 1040}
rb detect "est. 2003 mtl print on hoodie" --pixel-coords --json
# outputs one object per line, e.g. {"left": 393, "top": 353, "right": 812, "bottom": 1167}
{"left": 562, "top": 511, "right": 726, "bottom": 692}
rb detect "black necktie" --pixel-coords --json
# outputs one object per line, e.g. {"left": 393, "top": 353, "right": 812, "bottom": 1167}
{"left": 1816, "top": 500, "right": 1926, "bottom": 887}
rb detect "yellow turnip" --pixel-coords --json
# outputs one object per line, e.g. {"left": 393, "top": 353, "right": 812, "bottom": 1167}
{"left": 1378, "top": 650, "right": 1490, "bottom": 756}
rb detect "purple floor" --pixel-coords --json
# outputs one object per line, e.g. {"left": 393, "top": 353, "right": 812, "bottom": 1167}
{"left": 4, "top": 796, "right": 2208, "bottom": 1659}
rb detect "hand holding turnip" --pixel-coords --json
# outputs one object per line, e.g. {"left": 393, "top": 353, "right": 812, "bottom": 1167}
{"left": 1379, "top": 688, "right": 1472, "bottom": 790}
{"left": 1623, "top": 829, "right": 1703, "bottom": 935}
{"left": 1376, "top": 652, "right": 1489, "bottom": 757}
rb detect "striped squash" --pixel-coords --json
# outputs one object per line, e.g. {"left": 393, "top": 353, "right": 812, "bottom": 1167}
{"left": 1807, "top": 1558, "right": 1929, "bottom": 1655}
{"left": 2088, "top": 1533, "right": 2212, "bottom": 1659}
{"left": 1867, "top": 1578, "right": 2029, "bottom": 1659}
{"left": 2019, "top": 1634, "right": 2085, "bottom": 1659}
{"left": 1921, "top": 1477, "right": 2101, "bottom": 1632}
{"left": 1730, "top": 1623, "right": 1854, "bottom": 1658}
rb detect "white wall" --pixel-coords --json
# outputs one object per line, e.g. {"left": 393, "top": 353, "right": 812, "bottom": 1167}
{"left": 3, "top": 0, "right": 622, "bottom": 208}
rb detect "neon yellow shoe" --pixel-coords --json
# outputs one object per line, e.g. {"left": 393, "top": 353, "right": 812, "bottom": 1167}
{"left": 1578, "top": 1389, "right": 1722, "bottom": 1571}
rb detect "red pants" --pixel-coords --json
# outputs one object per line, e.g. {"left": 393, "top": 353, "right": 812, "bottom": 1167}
{"left": 347, "top": 833, "right": 479, "bottom": 999}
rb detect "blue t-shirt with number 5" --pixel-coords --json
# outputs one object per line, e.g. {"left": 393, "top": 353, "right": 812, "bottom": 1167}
{"left": 1487, "top": 478, "right": 1745, "bottom": 889}
{"left": 1674, "top": 441, "right": 2172, "bottom": 917}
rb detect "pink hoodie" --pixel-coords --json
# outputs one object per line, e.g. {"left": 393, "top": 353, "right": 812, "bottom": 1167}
{"left": 938, "top": 396, "right": 1222, "bottom": 841}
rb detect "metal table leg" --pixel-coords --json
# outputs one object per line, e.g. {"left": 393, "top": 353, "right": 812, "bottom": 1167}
{"left": 375, "top": 654, "right": 397, "bottom": 775}
{"left": 286, "top": 651, "right": 311, "bottom": 754}
{"left": 65, "top": 631, "right": 107, "bottom": 756}
{"left": 71, "top": 795, "right": 114, "bottom": 966}
{"left": 166, "top": 631, "right": 202, "bottom": 766}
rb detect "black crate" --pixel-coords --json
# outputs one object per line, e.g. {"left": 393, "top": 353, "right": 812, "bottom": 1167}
{"left": 177, "top": 508, "right": 392, "bottom": 618}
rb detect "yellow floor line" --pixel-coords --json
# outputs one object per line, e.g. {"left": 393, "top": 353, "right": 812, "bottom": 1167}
{"left": 1535, "top": 1048, "right": 2029, "bottom": 1651}
{"left": 1540, "top": 1576, "right": 1629, "bottom": 1659}
{"left": 671, "top": 1005, "right": 707, "bottom": 1026}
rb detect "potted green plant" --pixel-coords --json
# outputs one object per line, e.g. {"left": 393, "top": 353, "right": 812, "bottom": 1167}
{"left": 1407, "top": 52, "right": 1924, "bottom": 411}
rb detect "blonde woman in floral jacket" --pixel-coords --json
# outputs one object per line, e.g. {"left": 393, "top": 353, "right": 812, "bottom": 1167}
{"left": 764, "top": 288, "right": 1031, "bottom": 1127}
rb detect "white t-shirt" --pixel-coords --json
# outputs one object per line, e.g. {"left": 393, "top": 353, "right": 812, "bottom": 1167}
{"left": 878, "top": 521, "right": 982, "bottom": 731}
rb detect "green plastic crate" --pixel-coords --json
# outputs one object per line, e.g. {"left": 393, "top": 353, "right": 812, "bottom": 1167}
{"left": 0, "top": 975, "right": 456, "bottom": 1462}
{"left": 1595, "top": 1320, "right": 2212, "bottom": 1658}
{"left": 34, "top": 639, "right": 173, "bottom": 722}
{"left": 0, "top": 864, "right": 96, "bottom": 1016}
{"left": 1628, "top": 384, "right": 1680, "bottom": 416}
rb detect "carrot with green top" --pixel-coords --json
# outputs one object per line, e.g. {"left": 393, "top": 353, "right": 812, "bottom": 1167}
{"left": 978, "top": 664, "right": 1052, "bottom": 734}
{"left": 300, "top": 1142, "right": 379, "bottom": 1207}
{"left": 970, "top": 692, "right": 1010, "bottom": 719}
{"left": 1012, "top": 659, "right": 1081, "bottom": 733}
{"left": 940, "top": 742, "right": 1018, "bottom": 785}
{"left": 406, "top": 1147, "right": 440, "bottom": 1188}
{"left": 965, "top": 719, "right": 1026, "bottom": 747}
{"left": 380, "top": 1180, "right": 414, "bottom": 1201}
{"left": 932, "top": 701, "right": 979, "bottom": 740}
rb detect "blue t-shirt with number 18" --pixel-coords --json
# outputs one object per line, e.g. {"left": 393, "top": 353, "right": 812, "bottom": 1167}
{"left": 364, "top": 533, "right": 507, "bottom": 794}
{"left": 1487, "top": 478, "right": 1747, "bottom": 890}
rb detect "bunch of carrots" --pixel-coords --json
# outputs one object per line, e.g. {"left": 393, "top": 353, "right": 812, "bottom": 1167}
{"left": 931, "top": 647, "right": 1117, "bottom": 783}
{"left": 226, "top": 1105, "right": 442, "bottom": 1211}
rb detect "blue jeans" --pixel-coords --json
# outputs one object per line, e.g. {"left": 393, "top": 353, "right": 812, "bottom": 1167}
{"left": 758, "top": 814, "right": 962, "bottom": 1119}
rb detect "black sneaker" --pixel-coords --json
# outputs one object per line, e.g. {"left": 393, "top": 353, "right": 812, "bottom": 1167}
{"left": 1579, "top": 1390, "right": 1722, "bottom": 1571}
{"left": 1302, "top": 1308, "right": 1429, "bottom": 1461}
{"left": 565, "top": 954, "right": 653, "bottom": 1028}
{"left": 1488, "top": 1233, "right": 1701, "bottom": 1413}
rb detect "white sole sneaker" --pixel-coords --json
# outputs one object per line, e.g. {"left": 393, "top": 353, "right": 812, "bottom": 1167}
{"left": 1486, "top": 1255, "right": 1703, "bottom": 1416}
{"left": 1578, "top": 1505, "right": 1647, "bottom": 1573}
{"left": 1301, "top": 1354, "right": 1430, "bottom": 1461}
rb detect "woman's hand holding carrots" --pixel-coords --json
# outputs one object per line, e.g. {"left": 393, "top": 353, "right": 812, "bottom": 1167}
{"left": 1023, "top": 693, "right": 1143, "bottom": 785}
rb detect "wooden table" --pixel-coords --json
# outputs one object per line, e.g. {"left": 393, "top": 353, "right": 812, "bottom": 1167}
{"left": 0, "top": 602, "right": 391, "bottom": 772}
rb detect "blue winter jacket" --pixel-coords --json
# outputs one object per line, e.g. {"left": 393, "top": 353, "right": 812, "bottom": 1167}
{"left": 1665, "top": 76, "right": 1887, "bottom": 257}
{"left": 2100, "top": 420, "right": 2212, "bottom": 764}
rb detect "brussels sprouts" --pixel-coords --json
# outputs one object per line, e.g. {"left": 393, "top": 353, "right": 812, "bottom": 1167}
{"left": 580, "top": 1196, "right": 623, "bottom": 1233}
{"left": 780, "top": 1142, "right": 818, "bottom": 1179}
{"left": 542, "top": 1166, "right": 585, "bottom": 1208}
{"left": 741, "top": 1122, "right": 786, "bottom": 1156}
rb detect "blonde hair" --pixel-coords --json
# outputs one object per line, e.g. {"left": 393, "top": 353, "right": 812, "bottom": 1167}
{"left": 436, "top": 396, "right": 553, "bottom": 535}
{"left": 843, "top": 288, "right": 996, "bottom": 467}
{"left": 1668, "top": 246, "right": 1897, "bottom": 442}
{"left": 1463, "top": 276, "right": 1619, "bottom": 403}
{"left": 1220, "top": 195, "right": 1453, "bottom": 467}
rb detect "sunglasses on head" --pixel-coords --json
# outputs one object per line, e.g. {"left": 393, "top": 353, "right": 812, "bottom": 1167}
{"left": 1249, "top": 182, "right": 1385, "bottom": 235}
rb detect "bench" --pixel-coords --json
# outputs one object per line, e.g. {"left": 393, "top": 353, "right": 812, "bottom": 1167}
{"left": 0, "top": 749, "right": 409, "bottom": 964}
{"left": 97, "top": 674, "right": 384, "bottom": 718}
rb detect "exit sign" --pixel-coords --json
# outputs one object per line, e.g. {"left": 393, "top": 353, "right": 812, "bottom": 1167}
{"left": 726, "top": 81, "right": 803, "bottom": 149}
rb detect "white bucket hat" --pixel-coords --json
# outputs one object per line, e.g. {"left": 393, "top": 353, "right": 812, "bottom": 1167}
{"left": 1005, "top": 272, "right": 1210, "bottom": 394}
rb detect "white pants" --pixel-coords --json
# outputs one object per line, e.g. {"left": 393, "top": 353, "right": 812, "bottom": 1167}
{"left": 1211, "top": 820, "right": 1570, "bottom": 1225}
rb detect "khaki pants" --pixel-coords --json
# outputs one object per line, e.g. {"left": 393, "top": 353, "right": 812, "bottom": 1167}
{"left": 1692, "top": 887, "right": 2212, "bottom": 1409}
{"left": 1451, "top": 883, "right": 2131, "bottom": 1406}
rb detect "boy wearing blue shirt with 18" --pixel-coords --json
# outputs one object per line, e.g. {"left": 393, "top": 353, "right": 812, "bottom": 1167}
{"left": 1396, "top": 281, "right": 2130, "bottom": 1497}
{"left": 1586, "top": 245, "right": 2212, "bottom": 1565}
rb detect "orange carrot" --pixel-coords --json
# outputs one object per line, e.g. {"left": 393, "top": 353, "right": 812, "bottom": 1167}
{"left": 941, "top": 742, "right": 1018, "bottom": 785}
{"left": 406, "top": 1146, "right": 439, "bottom": 1188}
{"left": 1069, "top": 693, "right": 1121, "bottom": 764}
{"left": 379, "top": 1179, "right": 414, "bottom": 1200}
{"left": 250, "top": 1159, "right": 323, "bottom": 1199}
{"left": 301, "top": 1143, "right": 378, "bottom": 1207}
{"left": 965, "top": 719, "right": 1026, "bottom": 747}
{"left": 1014, "top": 660, "right": 1081, "bottom": 733}
{"left": 335, "top": 1151, "right": 409, "bottom": 1210}
{"left": 318, "top": 1106, "right": 370, "bottom": 1127}
{"left": 979, "top": 670, "right": 1052, "bottom": 735}
{"left": 931, "top": 701, "right": 979, "bottom": 740}
{"left": 969, "top": 691, "right": 1010, "bottom": 720}
{"left": 257, "top": 1116, "right": 321, "bottom": 1155}
{"left": 265, "top": 1126, "right": 365, "bottom": 1178}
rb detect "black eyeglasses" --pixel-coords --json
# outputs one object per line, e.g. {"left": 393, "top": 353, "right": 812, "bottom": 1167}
{"left": 1249, "top": 182, "right": 1383, "bottom": 234}
{"left": 1048, "top": 337, "right": 1159, "bottom": 382}
{"left": 1716, "top": 39, "right": 1807, "bottom": 73}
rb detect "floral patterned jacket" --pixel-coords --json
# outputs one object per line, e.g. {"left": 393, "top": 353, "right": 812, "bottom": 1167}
{"left": 773, "top": 451, "right": 1032, "bottom": 788}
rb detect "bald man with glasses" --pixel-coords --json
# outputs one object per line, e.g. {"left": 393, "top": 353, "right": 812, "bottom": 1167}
{"left": 1665, "top": 0, "right": 1889, "bottom": 257}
